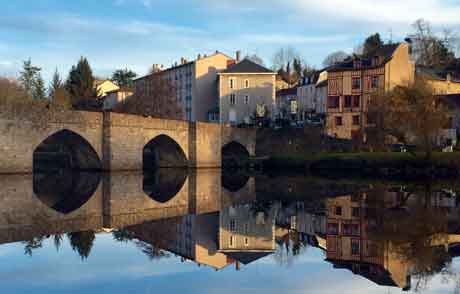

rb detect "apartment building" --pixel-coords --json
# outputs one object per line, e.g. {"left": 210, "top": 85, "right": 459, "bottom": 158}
{"left": 218, "top": 203, "right": 277, "bottom": 263}
{"left": 134, "top": 51, "right": 235, "bottom": 121}
{"left": 325, "top": 193, "right": 411, "bottom": 290}
{"left": 326, "top": 43, "right": 415, "bottom": 140}
{"left": 218, "top": 59, "right": 276, "bottom": 125}
{"left": 297, "top": 70, "right": 328, "bottom": 119}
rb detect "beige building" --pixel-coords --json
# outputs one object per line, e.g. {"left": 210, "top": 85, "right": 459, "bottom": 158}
{"left": 326, "top": 43, "right": 415, "bottom": 140}
{"left": 134, "top": 51, "right": 235, "bottom": 121}
{"left": 94, "top": 80, "right": 119, "bottom": 98}
{"left": 417, "top": 67, "right": 460, "bottom": 95}
{"left": 218, "top": 203, "right": 277, "bottom": 261}
{"left": 218, "top": 59, "right": 276, "bottom": 125}
{"left": 103, "top": 87, "right": 133, "bottom": 111}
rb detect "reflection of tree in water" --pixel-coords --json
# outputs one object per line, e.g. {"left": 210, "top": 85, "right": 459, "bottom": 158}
{"left": 367, "top": 183, "right": 455, "bottom": 292}
{"left": 67, "top": 231, "right": 96, "bottom": 260}
{"left": 22, "top": 231, "right": 94, "bottom": 260}
{"left": 112, "top": 226, "right": 173, "bottom": 261}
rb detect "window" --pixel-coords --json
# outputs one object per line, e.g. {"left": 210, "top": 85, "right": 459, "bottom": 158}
{"left": 229, "top": 78, "right": 236, "bottom": 89}
{"left": 371, "top": 76, "right": 379, "bottom": 88}
{"left": 328, "top": 96, "right": 340, "bottom": 108}
{"left": 352, "top": 78, "right": 361, "bottom": 90}
{"left": 230, "top": 94, "right": 236, "bottom": 105}
{"left": 327, "top": 223, "right": 339, "bottom": 235}
{"left": 344, "top": 96, "right": 352, "bottom": 108}
{"left": 244, "top": 237, "right": 249, "bottom": 246}
{"left": 244, "top": 79, "right": 250, "bottom": 88}
{"left": 352, "top": 207, "right": 360, "bottom": 217}
{"left": 351, "top": 240, "right": 360, "bottom": 255}
{"left": 335, "top": 116, "right": 343, "bottom": 126}
{"left": 335, "top": 206, "right": 342, "bottom": 215}
{"left": 343, "top": 224, "right": 352, "bottom": 235}
{"left": 230, "top": 219, "right": 237, "bottom": 232}
{"left": 352, "top": 115, "right": 360, "bottom": 125}
{"left": 244, "top": 95, "right": 250, "bottom": 104}
{"left": 352, "top": 96, "right": 360, "bottom": 108}
{"left": 351, "top": 224, "right": 360, "bottom": 236}
{"left": 229, "top": 236, "right": 235, "bottom": 248}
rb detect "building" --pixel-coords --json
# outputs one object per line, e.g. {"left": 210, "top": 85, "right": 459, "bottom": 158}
{"left": 103, "top": 87, "right": 133, "bottom": 111}
{"left": 218, "top": 59, "right": 276, "bottom": 125}
{"left": 94, "top": 80, "right": 119, "bottom": 98}
{"left": 276, "top": 75, "right": 290, "bottom": 91}
{"left": 325, "top": 193, "right": 412, "bottom": 290}
{"left": 134, "top": 51, "right": 236, "bottom": 121}
{"left": 326, "top": 43, "right": 415, "bottom": 140}
{"left": 417, "top": 67, "right": 460, "bottom": 95}
{"left": 297, "top": 70, "right": 328, "bottom": 120}
{"left": 275, "top": 87, "right": 298, "bottom": 121}
{"left": 218, "top": 203, "right": 277, "bottom": 263}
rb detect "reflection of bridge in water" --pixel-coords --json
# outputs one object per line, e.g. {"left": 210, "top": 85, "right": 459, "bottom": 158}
{"left": 0, "top": 170, "right": 256, "bottom": 245}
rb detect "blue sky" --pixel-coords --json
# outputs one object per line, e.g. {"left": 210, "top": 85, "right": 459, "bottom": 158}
{"left": 1, "top": 0, "right": 460, "bottom": 82}
{"left": 1, "top": 234, "right": 457, "bottom": 293}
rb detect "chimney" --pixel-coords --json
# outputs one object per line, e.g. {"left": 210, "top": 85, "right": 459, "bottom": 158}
{"left": 236, "top": 50, "right": 241, "bottom": 62}
{"left": 197, "top": 53, "right": 201, "bottom": 60}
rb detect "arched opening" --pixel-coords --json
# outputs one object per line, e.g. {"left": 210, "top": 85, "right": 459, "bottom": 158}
{"left": 143, "top": 135, "right": 188, "bottom": 171}
{"left": 33, "top": 171, "right": 101, "bottom": 214}
{"left": 143, "top": 168, "right": 188, "bottom": 203}
{"left": 222, "top": 171, "right": 250, "bottom": 192}
{"left": 33, "top": 129, "right": 101, "bottom": 172}
{"left": 222, "top": 141, "right": 250, "bottom": 168}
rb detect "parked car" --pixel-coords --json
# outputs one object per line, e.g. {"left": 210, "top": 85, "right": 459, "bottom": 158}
{"left": 305, "top": 117, "right": 323, "bottom": 126}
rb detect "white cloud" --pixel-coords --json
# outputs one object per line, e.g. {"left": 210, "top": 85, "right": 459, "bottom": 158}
{"left": 240, "top": 34, "right": 350, "bottom": 45}
{"left": 287, "top": 0, "right": 460, "bottom": 25}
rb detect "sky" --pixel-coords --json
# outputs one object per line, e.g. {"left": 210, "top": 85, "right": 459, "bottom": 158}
{"left": 1, "top": 234, "right": 458, "bottom": 293}
{"left": 1, "top": 0, "right": 460, "bottom": 82}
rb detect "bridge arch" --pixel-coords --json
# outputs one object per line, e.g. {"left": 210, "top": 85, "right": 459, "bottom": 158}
{"left": 143, "top": 168, "right": 188, "bottom": 203}
{"left": 33, "top": 171, "right": 101, "bottom": 214}
{"left": 222, "top": 141, "right": 250, "bottom": 167}
{"left": 33, "top": 129, "right": 101, "bottom": 171}
{"left": 143, "top": 134, "right": 188, "bottom": 170}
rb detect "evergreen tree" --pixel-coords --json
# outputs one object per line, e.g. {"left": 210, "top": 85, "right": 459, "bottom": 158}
{"left": 111, "top": 68, "right": 137, "bottom": 88}
{"left": 32, "top": 72, "right": 47, "bottom": 100}
{"left": 66, "top": 57, "right": 96, "bottom": 109}
{"left": 293, "top": 58, "right": 303, "bottom": 81}
{"left": 19, "top": 59, "right": 41, "bottom": 98}
{"left": 49, "top": 68, "right": 62, "bottom": 98}
{"left": 363, "top": 33, "right": 384, "bottom": 55}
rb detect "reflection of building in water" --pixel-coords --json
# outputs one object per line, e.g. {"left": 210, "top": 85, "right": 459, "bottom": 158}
{"left": 128, "top": 213, "right": 233, "bottom": 270}
{"left": 218, "top": 203, "right": 278, "bottom": 265}
{"left": 325, "top": 189, "right": 460, "bottom": 291}
{"left": 127, "top": 203, "right": 278, "bottom": 270}
{"left": 275, "top": 201, "right": 327, "bottom": 250}
{"left": 325, "top": 193, "right": 412, "bottom": 290}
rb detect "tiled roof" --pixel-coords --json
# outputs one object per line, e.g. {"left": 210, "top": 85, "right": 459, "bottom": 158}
{"left": 220, "top": 59, "right": 275, "bottom": 74}
{"left": 328, "top": 43, "right": 400, "bottom": 72}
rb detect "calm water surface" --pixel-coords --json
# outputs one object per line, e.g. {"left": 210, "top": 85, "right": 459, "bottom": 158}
{"left": 1, "top": 169, "right": 460, "bottom": 293}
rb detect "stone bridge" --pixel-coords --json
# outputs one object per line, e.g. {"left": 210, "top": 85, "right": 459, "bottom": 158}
{"left": 0, "top": 109, "right": 256, "bottom": 173}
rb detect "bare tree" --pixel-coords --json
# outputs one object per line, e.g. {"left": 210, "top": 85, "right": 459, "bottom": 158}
{"left": 322, "top": 51, "right": 349, "bottom": 67}
{"left": 367, "top": 78, "right": 449, "bottom": 159}
{"left": 113, "top": 74, "right": 183, "bottom": 119}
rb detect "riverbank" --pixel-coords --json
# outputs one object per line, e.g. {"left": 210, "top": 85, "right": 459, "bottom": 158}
{"left": 263, "top": 152, "right": 460, "bottom": 178}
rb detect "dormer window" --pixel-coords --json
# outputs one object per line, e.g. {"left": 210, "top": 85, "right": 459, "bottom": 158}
{"left": 353, "top": 60, "right": 362, "bottom": 69}
{"left": 372, "top": 56, "right": 381, "bottom": 66}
